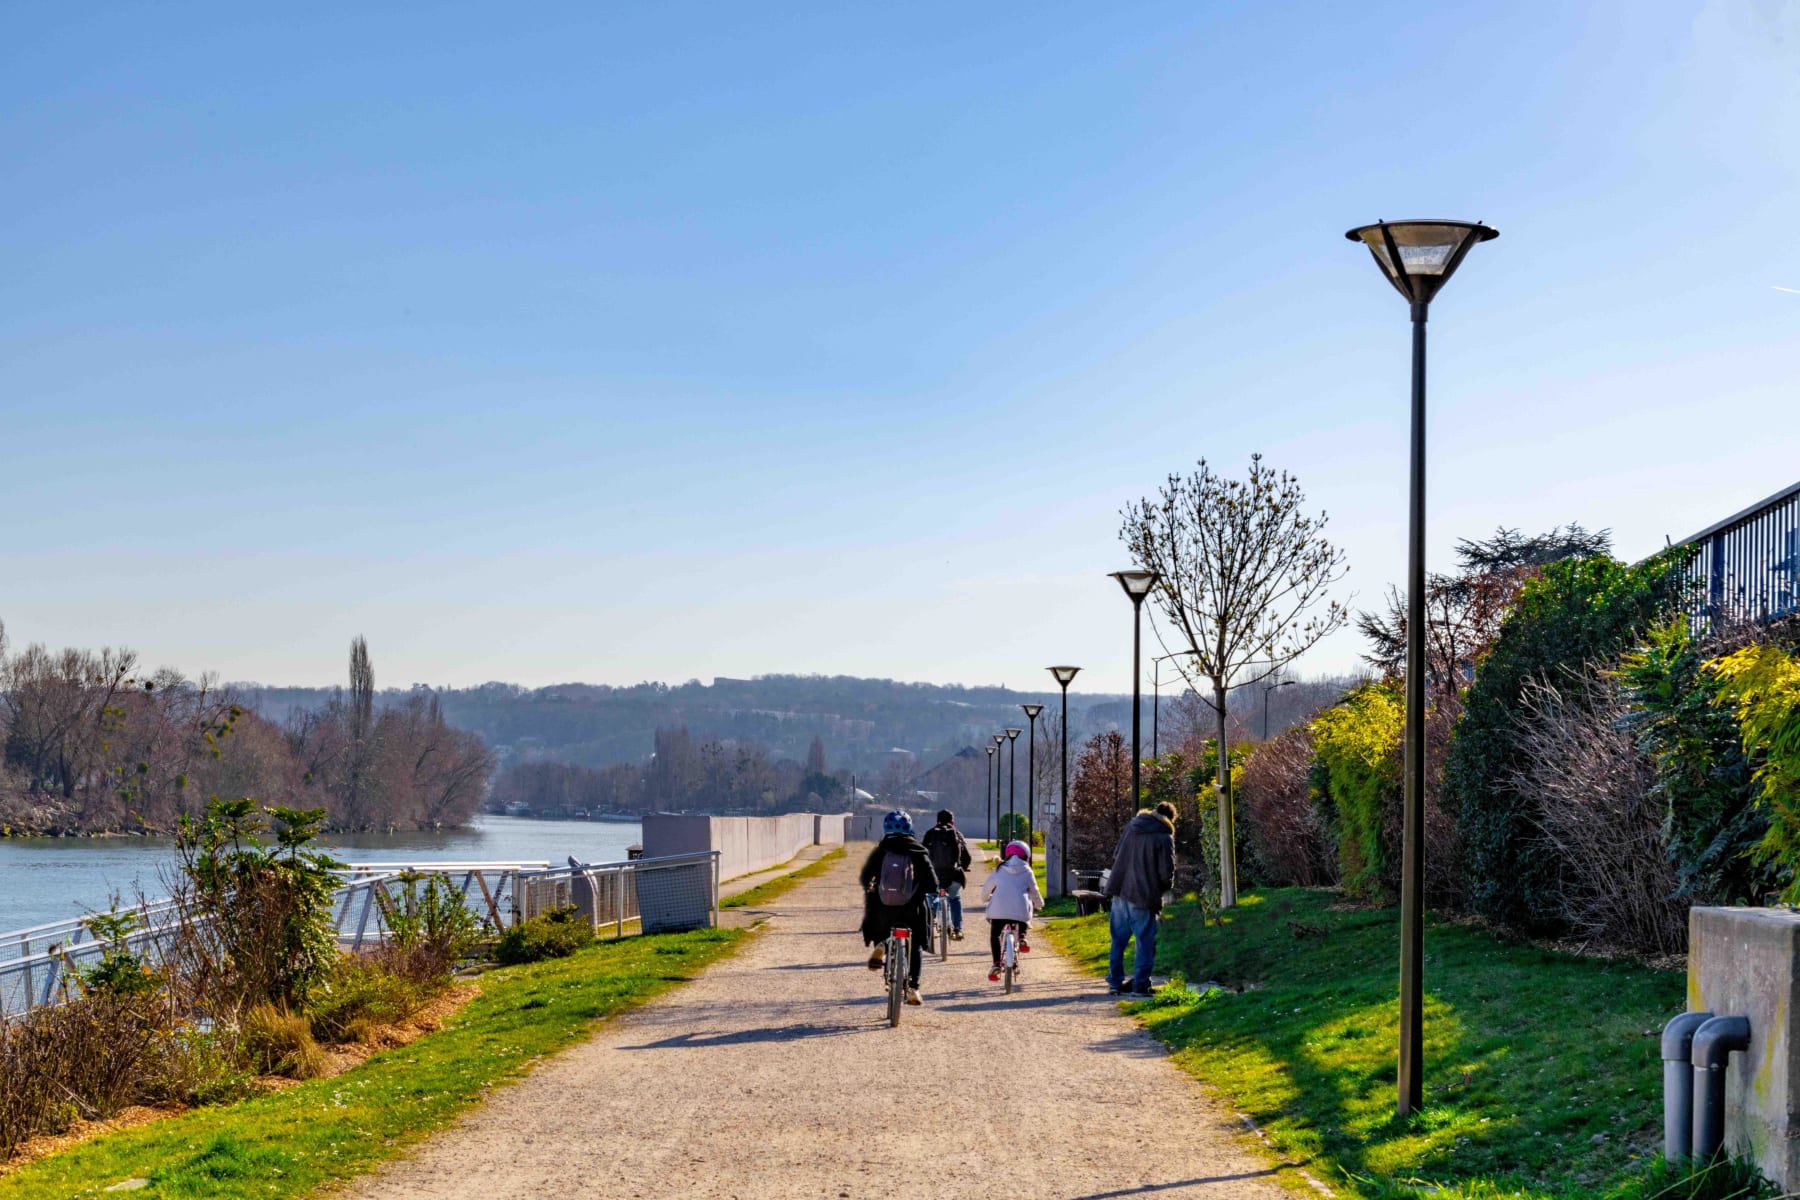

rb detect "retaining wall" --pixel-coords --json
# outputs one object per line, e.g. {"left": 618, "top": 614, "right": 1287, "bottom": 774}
{"left": 641, "top": 812, "right": 851, "bottom": 882}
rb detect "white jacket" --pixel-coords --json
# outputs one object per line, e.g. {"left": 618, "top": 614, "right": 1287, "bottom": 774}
{"left": 981, "top": 857, "right": 1043, "bottom": 924}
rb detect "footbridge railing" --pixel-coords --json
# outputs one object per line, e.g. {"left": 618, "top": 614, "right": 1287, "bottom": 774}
{"left": 0, "top": 853, "right": 719, "bottom": 1017}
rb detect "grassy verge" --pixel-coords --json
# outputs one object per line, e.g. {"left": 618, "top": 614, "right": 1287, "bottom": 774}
{"left": 1046, "top": 888, "right": 1688, "bottom": 1200}
{"left": 0, "top": 926, "right": 744, "bottom": 1200}
{"left": 720, "top": 847, "right": 845, "bottom": 909}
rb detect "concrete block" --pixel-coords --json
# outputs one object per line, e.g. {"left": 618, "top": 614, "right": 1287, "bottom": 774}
{"left": 1689, "top": 906, "right": 1800, "bottom": 1186}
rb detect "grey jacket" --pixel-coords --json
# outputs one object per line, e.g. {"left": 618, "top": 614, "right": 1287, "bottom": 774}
{"left": 1103, "top": 812, "right": 1176, "bottom": 912}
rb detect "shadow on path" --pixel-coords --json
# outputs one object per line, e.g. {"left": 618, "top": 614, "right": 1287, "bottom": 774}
{"left": 619, "top": 1021, "right": 869, "bottom": 1050}
{"left": 1067, "top": 1167, "right": 1293, "bottom": 1198}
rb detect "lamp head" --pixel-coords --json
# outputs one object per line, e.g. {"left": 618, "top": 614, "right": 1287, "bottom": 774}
{"left": 993, "top": 733, "right": 1006, "bottom": 746}
{"left": 1345, "top": 220, "right": 1497, "bottom": 306}
{"left": 1110, "top": 569, "right": 1160, "bottom": 603}
{"left": 986, "top": 745, "right": 995, "bottom": 757}
{"left": 1004, "top": 728, "right": 1022, "bottom": 741}
{"left": 1048, "top": 665, "right": 1081, "bottom": 687}
{"left": 1020, "top": 703, "right": 1044, "bottom": 720}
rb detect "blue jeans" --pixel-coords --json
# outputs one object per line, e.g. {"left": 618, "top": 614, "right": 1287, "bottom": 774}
{"left": 1107, "top": 897, "right": 1159, "bottom": 992}
{"left": 946, "top": 882, "right": 964, "bottom": 931}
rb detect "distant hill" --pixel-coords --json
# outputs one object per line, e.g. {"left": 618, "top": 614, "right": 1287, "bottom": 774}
{"left": 238, "top": 674, "right": 1130, "bottom": 774}
{"left": 238, "top": 670, "right": 1358, "bottom": 776}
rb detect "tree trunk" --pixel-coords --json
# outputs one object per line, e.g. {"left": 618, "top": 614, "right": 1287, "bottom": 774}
{"left": 1215, "top": 686, "right": 1236, "bottom": 908}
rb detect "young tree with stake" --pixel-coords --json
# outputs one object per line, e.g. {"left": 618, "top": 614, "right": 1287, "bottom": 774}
{"left": 1121, "top": 454, "right": 1348, "bottom": 908}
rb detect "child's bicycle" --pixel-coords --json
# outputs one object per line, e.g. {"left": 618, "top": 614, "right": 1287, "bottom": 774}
{"left": 997, "top": 919, "right": 1025, "bottom": 994}
{"left": 882, "top": 925, "right": 912, "bottom": 1027}
{"left": 927, "top": 890, "right": 951, "bottom": 962}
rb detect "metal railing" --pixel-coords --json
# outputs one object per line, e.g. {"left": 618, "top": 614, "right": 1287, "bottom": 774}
{"left": 1675, "top": 481, "right": 1800, "bottom": 628}
{"left": 0, "top": 854, "right": 719, "bottom": 1018}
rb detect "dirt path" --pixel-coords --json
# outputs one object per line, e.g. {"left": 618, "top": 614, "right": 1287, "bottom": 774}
{"left": 345, "top": 849, "right": 1298, "bottom": 1200}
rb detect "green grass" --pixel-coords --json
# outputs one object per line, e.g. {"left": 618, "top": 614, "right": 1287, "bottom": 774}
{"left": 0, "top": 926, "right": 744, "bottom": 1199}
{"left": 719, "top": 847, "right": 845, "bottom": 909}
{"left": 1047, "top": 888, "right": 1691, "bottom": 1200}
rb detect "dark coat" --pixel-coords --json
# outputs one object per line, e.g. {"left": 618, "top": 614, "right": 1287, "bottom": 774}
{"left": 921, "top": 822, "right": 971, "bottom": 887}
{"left": 858, "top": 834, "right": 940, "bottom": 946}
{"left": 1103, "top": 811, "right": 1176, "bottom": 913}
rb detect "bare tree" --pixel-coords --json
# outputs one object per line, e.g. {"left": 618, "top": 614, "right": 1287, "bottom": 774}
{"left": 1121, "top": 454, "right": 1348, "bottom": 907}
{"left": 344, "top": 636, "right": 376, "bottom": 828}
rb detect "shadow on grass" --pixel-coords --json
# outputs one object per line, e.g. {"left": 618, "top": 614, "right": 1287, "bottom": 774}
{"left": 1048, "top": 888, "right": 1686, "bottom": 1199}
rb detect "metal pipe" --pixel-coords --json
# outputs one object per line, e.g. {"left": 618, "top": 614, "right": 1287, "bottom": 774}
{"left": 1692, "top": 1015, "right": 1752, "bottom": 1160}
{"left": 1661, "top": 1011, "right": 1714, "bottom": 1162}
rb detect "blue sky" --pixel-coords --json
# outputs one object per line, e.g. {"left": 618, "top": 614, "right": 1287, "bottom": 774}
{"left": 4, "top": 1, "right": 1798, "bottom": 694}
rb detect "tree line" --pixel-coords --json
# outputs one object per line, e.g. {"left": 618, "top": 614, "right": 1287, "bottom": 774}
{"left": 0, "top": 625, "right": 492, "bottom": 834}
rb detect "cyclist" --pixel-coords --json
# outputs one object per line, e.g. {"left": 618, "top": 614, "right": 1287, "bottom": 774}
{"left": 920, "top": 809, "right": 971, "bottom": 940}
{"left": 980, "top": 839, "right": 1043, "bottom": 983}
{"left": 859, "top": 810, "right": 940, "bottom": 1005}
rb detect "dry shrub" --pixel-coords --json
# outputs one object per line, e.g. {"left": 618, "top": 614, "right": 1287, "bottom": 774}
{"left": 0, "top": 991, "right": 165, "bottom": 1158}
{"left": 307, "top": 955, "right": 429, "bottom": 1045}
{"left": 1512, "top": 673, "right": 1684, "bottom": 956}
{"left": 240, "top": 1002, "right": 325, "bottom": 1080}
{"left": 1239, "top": 727, "right": 1335, "bottom": 887}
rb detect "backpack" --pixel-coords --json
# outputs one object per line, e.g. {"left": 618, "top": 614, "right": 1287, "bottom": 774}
{"left": 876, "top": 850, "right": 917, "bottom": 906}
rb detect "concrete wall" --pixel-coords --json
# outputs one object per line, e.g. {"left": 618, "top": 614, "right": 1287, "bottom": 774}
{"left": 1689, "top": 906, "right": 1800, "bottom": 1187}
{"left": 641, "top": 812, "right": 852, "bottom": 882}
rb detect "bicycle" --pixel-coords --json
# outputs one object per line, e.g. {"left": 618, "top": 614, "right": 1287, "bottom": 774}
{"left": 883, "top": 925, "right": 911, "bottom": 1027}
{"left": 998, "top": 919, "right": 1024, "bottom": 994}
{"left": 927, "top": 890, "right": 951, "bottom": 962}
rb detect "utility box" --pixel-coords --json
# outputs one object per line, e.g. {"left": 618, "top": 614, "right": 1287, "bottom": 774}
{"left": 1689, "top": 906, "right": 1800, "bottom": 1185}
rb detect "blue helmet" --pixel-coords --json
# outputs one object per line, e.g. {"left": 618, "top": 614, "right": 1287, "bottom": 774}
{"left": 883, "top": 810, "right": 913, "bottom": 837}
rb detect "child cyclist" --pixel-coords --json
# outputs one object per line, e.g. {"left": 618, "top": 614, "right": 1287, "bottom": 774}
{"left": 980, "top": 839, "right": 1043, "bottom": 982}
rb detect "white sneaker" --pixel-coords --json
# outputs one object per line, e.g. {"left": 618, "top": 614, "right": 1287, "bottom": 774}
{"left": 905, "top": 986, "right": 922, "bottom": 1005}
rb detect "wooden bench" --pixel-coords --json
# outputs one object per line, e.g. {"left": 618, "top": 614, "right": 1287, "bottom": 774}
{"left": 1069, "top": 889, "right": 1107, "bottom": 917}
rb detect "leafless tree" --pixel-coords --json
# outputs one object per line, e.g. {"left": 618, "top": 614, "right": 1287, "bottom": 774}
{"left": 1121, "top": 454, "right": 1348, "bottom": 906}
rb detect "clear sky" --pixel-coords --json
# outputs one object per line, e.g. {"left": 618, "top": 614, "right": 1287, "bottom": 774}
{"left": 4, "top": 1, "right": 1798, "bottom": 695}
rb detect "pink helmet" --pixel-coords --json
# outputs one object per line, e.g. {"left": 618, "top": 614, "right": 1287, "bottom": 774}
{"left": 1003, "top": 840, "right": 1031, "bottom": 862}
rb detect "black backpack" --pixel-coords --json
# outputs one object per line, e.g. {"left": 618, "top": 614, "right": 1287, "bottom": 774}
{"left": 876, "top": 850, "right": 917, "bottom": 905}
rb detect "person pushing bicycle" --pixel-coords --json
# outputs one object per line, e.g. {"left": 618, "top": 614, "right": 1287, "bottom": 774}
{"left": 980, "top": 839, "right": 1042, "bottom": 983}
{"left": 860, "top": 811, "right": 940, "bottom": 1005}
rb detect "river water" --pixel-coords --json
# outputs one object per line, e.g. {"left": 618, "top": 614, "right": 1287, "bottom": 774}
{"left": 0, "top": 815, "right": 643, "bottom": 934}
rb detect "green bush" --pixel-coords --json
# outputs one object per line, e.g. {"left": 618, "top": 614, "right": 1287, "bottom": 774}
{"left": 379, "top": 872, "right": 488, "bottom": 982}
{"left": 1619, "top": 619, "right": 1775, "bottom": 907}
{"left": 1710, "top": 641, "right": 1800, "bottom": 901}
{"left": 494, "top": 906, "right": 595, "bottom": 966}
{"left": 1444, "top": 552, "right": 1686, "bottom": 933}
{"left": 1309, "top": 682, "right": 1403, "bottom": 903}
{"left": 307, "top": 955, "right": 431, "bottom": 1044}
{"left": 995, "top": 811, "right": 1032, "bottom": 844}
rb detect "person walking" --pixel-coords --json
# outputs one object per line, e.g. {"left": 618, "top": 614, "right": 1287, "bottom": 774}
{"left": 920, "top": 809, "right": 972, "bottom": 940}
{"left": 859, "top": 811, "right": 940, "bottom": 1005}
{"left": 1102, "top": 801, "right": 1176, "bottom": 996}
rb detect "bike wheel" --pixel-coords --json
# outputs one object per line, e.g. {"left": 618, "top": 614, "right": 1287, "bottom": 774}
{"left": 1004, "top": 961, "right": 1014, "bottom": 994}
{"left": 887, "top": 943, "right": 904, "bottom": 1027}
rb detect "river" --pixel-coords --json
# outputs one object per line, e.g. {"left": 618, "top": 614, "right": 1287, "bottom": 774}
{"left": 0, "top": 815, "right": 643, "bottom": 934}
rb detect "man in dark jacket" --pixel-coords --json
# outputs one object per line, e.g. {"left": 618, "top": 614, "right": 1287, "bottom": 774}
{"left": 859, "top": 811, "right": 940, "bottom": 1004}
{"left": 920, "top": 809, "right": 972, "bottom": 939}
{"left": 1102, "top": 802, "right": 1176, "bottom": 996}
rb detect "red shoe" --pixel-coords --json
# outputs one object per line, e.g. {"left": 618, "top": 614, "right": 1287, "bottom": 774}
{"left": 989, "top": 967, "right": 1002, "bottom": 982}
{"left": 1020, "top": 941, "right": 1032, "bottom": 953}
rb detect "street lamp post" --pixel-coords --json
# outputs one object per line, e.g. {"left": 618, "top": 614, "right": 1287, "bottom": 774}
{"left": 1048, "top": 666, "right": 1080, "bottom": 896}
{"left": 991, "top": 733, "right": 1006, "bottom": 843}
{"left": 1111, "top": 570, "right": 1162, "bottom": 812}
{"left": 1262, "top": 679, "right": 1297, "bottom": 740}
{"left": 986, "top": 743, "right": 998, "bottom": 844}
{"left": 1004, "top": 728, "right": 1022, "bottom": 842}
{"left": 1020, "top": 704, "right": 1044, "bottom": 839}
{"left": 1347, "top": 218, "right": 1497, "bottom": 1119}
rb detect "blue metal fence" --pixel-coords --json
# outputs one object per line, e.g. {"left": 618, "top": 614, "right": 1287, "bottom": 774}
{"left": 1675, "top": 481, "right": 1800, "bottom": 627}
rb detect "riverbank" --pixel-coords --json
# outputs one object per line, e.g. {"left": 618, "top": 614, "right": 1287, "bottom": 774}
{"left": 1046, "top": 887, "right": 1695, "bottom": 1199}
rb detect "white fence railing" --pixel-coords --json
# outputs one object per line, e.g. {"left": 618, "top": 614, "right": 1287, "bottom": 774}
{"left": 0, "top": 853, "right": 718, "bottom": 1018}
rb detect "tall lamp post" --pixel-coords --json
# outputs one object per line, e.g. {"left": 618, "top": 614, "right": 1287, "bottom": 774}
{"left": 1262, "top": 679, "right": 1297, "bottom": 740}
{"left": 986, "top": 743, "right": 998, "bottom": 843}
{"left": 1003, "top": 728, "right": 1022, "bottom": 841}
{"left": 1048, "top": 666, "right": 1080, "bottom": 896}
{"left": 991, "top": 733, "right": 1006, "bottom": 843}
{"left": 1347, "top": 218, "right": 1497, "bottom": 1119}
{"left": 1111, "top": 570, "right": 1162, "bottom": 810}
{"left": 1020, "top": 703, "right": 1044, "bottom": 839}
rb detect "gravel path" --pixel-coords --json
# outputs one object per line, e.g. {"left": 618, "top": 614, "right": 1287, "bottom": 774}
{"left": 345, "top": 849, "right": 1298, "bottom": 1200}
